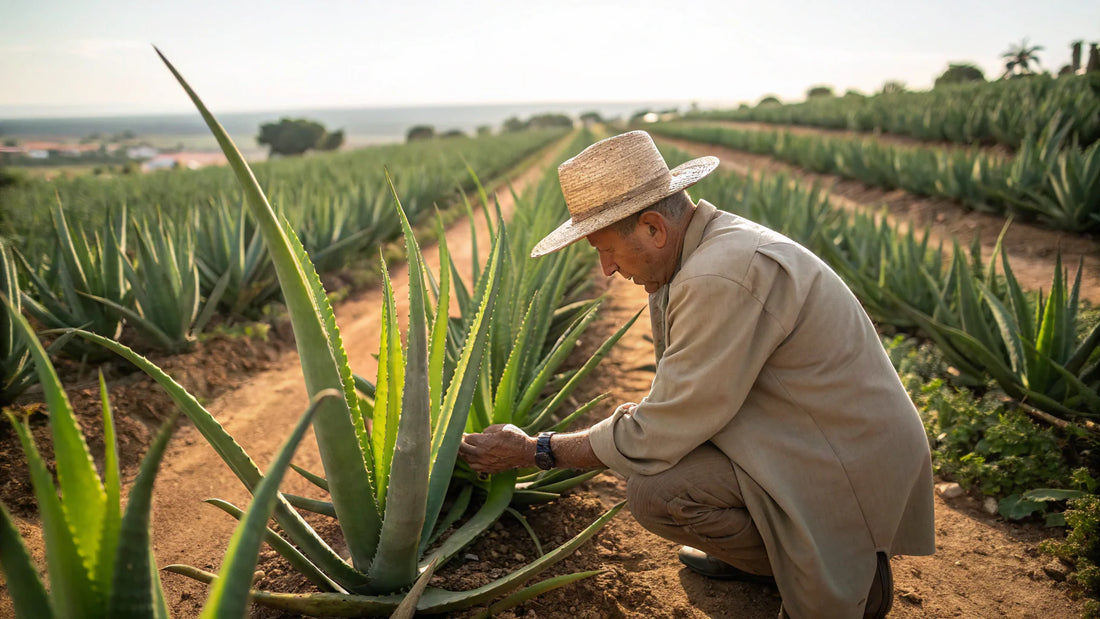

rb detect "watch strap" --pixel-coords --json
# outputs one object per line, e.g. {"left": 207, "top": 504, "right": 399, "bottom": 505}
{"left": 535, "top": 431, "right": 557, "bottom": 470}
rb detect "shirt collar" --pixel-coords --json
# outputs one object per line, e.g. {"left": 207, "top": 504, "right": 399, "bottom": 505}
{"left": 678, "top": 199, "right": 718, "bottom": 271}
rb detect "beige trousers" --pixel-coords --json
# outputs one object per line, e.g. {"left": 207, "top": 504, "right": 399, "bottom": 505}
{"left": 625, "top": 442, "right": 774, "bottom": 577}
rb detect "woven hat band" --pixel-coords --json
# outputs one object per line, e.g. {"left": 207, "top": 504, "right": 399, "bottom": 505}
{"left": 570, "top": 171, "right": 670, "bottom": 223}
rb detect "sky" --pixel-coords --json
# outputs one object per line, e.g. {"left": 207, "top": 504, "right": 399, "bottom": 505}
{"left": 2, "top": 0, "right": 1099, "bottom": 118}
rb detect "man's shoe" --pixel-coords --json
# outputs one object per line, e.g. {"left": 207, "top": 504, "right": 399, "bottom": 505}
{"left": 677, "top": 546, "right": 775, "bottom": 584}
{"left": 863, "top": 552, "right": 894, "bottom": 619}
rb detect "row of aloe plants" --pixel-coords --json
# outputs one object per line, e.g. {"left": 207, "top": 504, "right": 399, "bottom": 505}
{"left": 651, "top": 118, "right": 1100, "bottom": 233}
{"left": 0, "top": 118, "right": 568, "bottom": 407}
{"left": 683, "top": 73, "right": 1100, "bottom": 149}
{"left": 1, "top": 52, "right": 628, "bottom": 617}
{"left": 2, "top": 128, "right": 564, "bottom": 256}
{"left": 671, "top": 150, "right": 1100, "bottom": 425}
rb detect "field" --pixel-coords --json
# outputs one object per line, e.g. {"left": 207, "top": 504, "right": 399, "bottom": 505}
{"left": 2, "top": 64, "right": 1100, "bottom": 619}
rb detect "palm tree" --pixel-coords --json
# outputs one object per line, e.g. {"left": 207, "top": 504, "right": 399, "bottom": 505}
{"left": 1001, "top": 38, "right": 1043, "bottom": 78}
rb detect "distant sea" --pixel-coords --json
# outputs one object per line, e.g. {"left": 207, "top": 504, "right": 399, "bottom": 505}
{"left": 0, "top": 101, "right": 692, "bottom": 148}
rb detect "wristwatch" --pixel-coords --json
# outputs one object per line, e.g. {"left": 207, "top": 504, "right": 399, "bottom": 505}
{"left": 535, "top": 431, "right": 557, "bottom": 470}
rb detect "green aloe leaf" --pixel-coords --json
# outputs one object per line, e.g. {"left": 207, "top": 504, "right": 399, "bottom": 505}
{"left": 469, "top": 570, "right": 604, "bottom": 619}
{"left": 421, "top": 223, "right": 505, "bottom": 551}
{"left": 4, "top": 296, "right": 101, "bottom": 615}
{"left": 155, "top": 47, "right": 380, "bottom": 571}
{"left": 368, "top": 176, "right": 433, "bottom": 593}
{"left": 199, "top": 499, "right": 342, "bottom": 592}
{"left": 106, "top": 412, "right": 178, "bottom": 619}
{"left": 0, "top": 502, "right": 54, "bottom": 618}
{"left": 199, "top": 390, "right": 335, "bottom": 619}
{"left": 70, "top": 328, "right": 368, "bottom": 590}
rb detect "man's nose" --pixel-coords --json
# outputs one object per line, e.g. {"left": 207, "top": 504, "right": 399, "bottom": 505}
{"left": 599, "top": 253, "right": 618, "bottom": 277}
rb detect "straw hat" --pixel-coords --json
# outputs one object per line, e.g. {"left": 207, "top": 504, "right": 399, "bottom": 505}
{"left": 530, "top": 130, "right": 718, "bottom": 257}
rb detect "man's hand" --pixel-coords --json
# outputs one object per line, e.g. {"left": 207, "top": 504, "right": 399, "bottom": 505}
{"left": 459, "top": 424, "right": 536, "bottom": 474}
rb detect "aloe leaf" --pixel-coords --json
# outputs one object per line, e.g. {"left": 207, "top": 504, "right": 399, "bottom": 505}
{"left": 469, "top": 570, "right": 604, "bottom": 619}
{"left": 95, "top": 372, "right": 123, "bottom": 597}
{"left": 504, "top": 507, "right": 543, "bottom": 556}
{"left": 549, "top": 393, "right": 611, "bottom": 433}
{"left": 70, "top": 329, "right": 367, "bottom": 590}
{"left": 0, "top": 502, "right": 54, "bottom": 618}
{"left": 4, "top": 297, "right": 101, "bottom": 614}
{"left": 424, "top": 484, "right": 472, "bottom": 552}
{"left": 371, "top": 259, "right": 403, "bottom": 509}
{"left": 155, "top": 47, "right": 379, "bottom": 570}
{"left": 106, "top": 412, "right": 178, "bottom": 619}
{"left": 428, "top": 218, "right": 451, "bottom": 428}
{"left": 199, "top": 390, "right": 334, "bottom": 619}
{"left": 416, "top": 499, "right": 624, "bottom": 614}
{"left": 202, "top": 498, "right": 343, "bottom": 593}
{"left": 291, "top": 463, "right": 330, "bottom": 492}
{"left": 368, "top": 176, "right": 433, "bottom": 593}
{"left": 523, "top": 309, "right": 642, "bottom": 433}
{"left": 8, "top": 412, "right": 94, "bottom": 617}
{"left": 210, "top": 500, "right": 623, "bottom": 617}
{"left": 420, "top": 472, "right": 516, "bottom": 571}
{"left": 282, "top": 494, "right": 337, "bottom": 518}
{"left": 513, "top": 304, "right": 601, "bottom": 424}
{"left": 389, "top": 559, "right": 438, "bottom": 619}
{"left": 421, "top": 226, "right": 505, "bottom": 548}
{"left": 492, "top": 296, "right": 539, "bottom": 425}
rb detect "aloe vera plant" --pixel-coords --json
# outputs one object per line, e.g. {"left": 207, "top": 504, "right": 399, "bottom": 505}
{"left": 16, "top": 203, "right": 129, "bottom": 360}
{"left": 1, "top": 239, "right": 36, "bottom": 404}
{"left": 0, "top": 295, "right": 325, "bottom": 619}
{"left": 90, "top": 212, "right": 223, "bottom": 353}
{"left": 48, "top": 48, "right": 622, "bottom": 616}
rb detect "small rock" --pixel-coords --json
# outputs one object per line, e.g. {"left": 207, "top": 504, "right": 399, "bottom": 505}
{"left": 1043, "top": 560, "right": 1070, "bottom": 582}
{"left": 900, "top": 590, "right": 923, "bottom": 605}
{"left": 982, "top": 497, "right": 999, "bottom": 515}
{"left": 936, "top": 482, "right": 964, "bottom": 499}
{"left": 513, "top": 553, "right": 525, "bottom": 562}
{"left": 464, "top": 553, "right": 479, "bottom": 561}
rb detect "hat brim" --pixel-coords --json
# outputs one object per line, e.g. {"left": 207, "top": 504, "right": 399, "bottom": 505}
{"left": 530, "top": 155, "right": 719, "bottom": 258}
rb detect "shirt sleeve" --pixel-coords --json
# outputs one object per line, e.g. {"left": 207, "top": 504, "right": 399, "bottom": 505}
{"left": 588, "top": 272, "right": 790, "bottom": 476}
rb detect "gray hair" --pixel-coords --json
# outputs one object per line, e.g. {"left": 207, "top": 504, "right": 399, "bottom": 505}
{"left": 608, "top": 190, "right": 694, "bottom": 236}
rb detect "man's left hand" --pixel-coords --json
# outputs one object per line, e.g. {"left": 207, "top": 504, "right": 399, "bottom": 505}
{"left": 459, "top": 424, "right": 536, "bottom": 474}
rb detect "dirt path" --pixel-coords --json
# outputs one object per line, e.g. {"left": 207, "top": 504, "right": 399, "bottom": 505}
{"left": 657, "top": 135, "right": 1100, "bottom": 304}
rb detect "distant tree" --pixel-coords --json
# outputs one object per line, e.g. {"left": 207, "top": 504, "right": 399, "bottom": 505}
{"left": 880, "top": 81, "right": 907, "bottom": 95}
{"left": 2, "top": 139, "right": 17, "bottom": 147}
{"left": 843, "top": 89, "right": 867, "bottom": 98}
{"left": 476, "top": 125, "right": 492, "bottom": 137}
{"left": 502, "top": 117, "right": 528, "bottom": 132}
{"left": 806, "top": 85, "right": 835, "bottom": 99}
{"left": 257, "top": 118, "right": 335, "bottom": 156}
{"left": 1088, "top": 43, "right": 1100, "bottom": 73}
{"left": 406, "top": 125, "right": 435, "bottom": 142}
{"left": 527, "top": 113, "right": 573, "bottom": 130}
{"left": 317, "top": 129, "right": 345, "bottom": 151}
{"left": 934, "top": 63, "right": 986, "bottom": 87}
{"left": 579, "top": 111, "right": 603, "bottom": 125}
{"left": 1072, "top": 41, "right": 1084, "bottom": 73}
{"left": 441, "top": 129, "right": 466, "bottom": 139}
{"left": 1001, "top": 38, "right": 1043, "bottom": 78}
{"left": 757, "top": 95, "right": 781, "bottom": 107}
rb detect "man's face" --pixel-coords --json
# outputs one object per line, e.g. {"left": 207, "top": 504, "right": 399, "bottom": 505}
{"left": 586, "top": 223, "right": 666, "bottom": 294}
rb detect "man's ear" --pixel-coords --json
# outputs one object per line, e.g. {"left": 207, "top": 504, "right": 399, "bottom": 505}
{"left": 637, "top": 211, "right": 668, "bottom": 248}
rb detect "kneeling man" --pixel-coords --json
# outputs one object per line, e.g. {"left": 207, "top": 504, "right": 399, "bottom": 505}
{"left": 459, "top": 131, "right": 935, "bottom": 619}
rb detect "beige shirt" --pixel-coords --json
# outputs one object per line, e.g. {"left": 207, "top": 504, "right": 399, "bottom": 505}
{"left": 589, "top": 200, "right": 935, "bottom": 618}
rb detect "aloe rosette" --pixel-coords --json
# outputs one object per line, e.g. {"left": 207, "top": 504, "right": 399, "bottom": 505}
{"left": 47, "top": 48, "right": 622, "bottom": 616}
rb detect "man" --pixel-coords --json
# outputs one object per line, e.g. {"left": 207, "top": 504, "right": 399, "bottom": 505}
{"left": 459, "top": 130, "right": 935, "bottom": 618}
